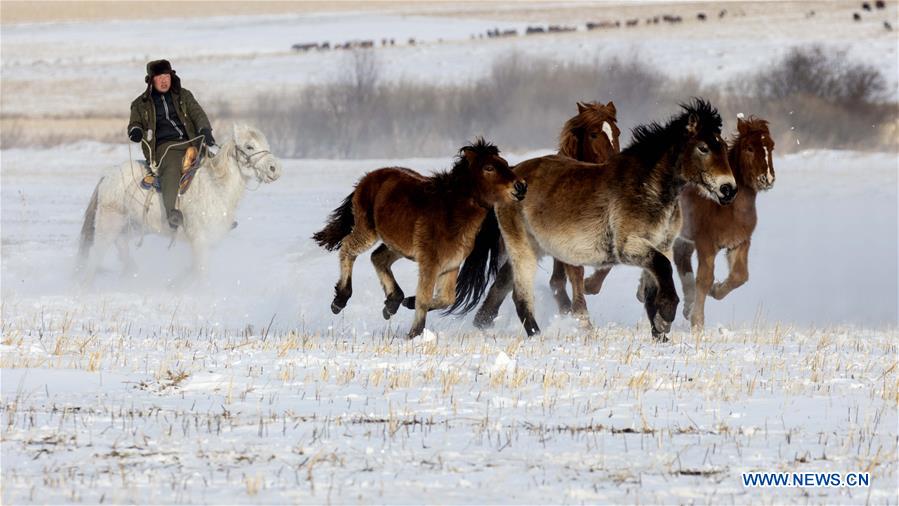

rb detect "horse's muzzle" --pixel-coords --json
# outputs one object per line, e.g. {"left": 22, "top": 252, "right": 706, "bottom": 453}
{"left": 716, "top": 183, "right": 737, "bottom": 205}
{"left": 512, "top": 180, "right": 528, "bottom": 201}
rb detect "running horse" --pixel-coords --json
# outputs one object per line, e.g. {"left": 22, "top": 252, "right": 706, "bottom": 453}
{"left": 313, "top": 138, "right": 527, "bottom": 339}
{"left": 674, "top": 115, "right": 775, "bottom": 330}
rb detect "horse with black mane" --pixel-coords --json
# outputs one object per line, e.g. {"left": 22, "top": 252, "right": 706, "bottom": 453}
{"left": 675, "top": 115, "right": 775, "bottom": 330}
{"left": 467, "top": 99, "right": 736, "bottom": 341}
{"left": 314, "top": 138, "right": 527, "bottom": 339}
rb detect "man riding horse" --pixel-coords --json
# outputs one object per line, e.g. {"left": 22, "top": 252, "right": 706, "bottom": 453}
{"left": 128, "top": 59, "right": 215, "bottom": 229}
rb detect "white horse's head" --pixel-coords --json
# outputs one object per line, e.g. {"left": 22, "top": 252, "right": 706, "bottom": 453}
{"left": 230, "top": 123, "right": 283, "bottom": 184}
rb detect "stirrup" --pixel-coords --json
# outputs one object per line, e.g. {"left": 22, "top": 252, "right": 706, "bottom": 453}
{"left": 140, "top": 174, "right": 158, "bottom": 190}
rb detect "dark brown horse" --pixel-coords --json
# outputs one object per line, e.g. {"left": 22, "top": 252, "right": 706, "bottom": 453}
{"left": 313, "top": 139, "right": 527, "bottom": 339}
{"left": 548, "top": 101, "right": 621, "bottom": 321}
{"left": 471, "top": 99, "right": 736, "bottom": 340}
{"left": 674, "top": 116, "right": 775, "bottom": 329}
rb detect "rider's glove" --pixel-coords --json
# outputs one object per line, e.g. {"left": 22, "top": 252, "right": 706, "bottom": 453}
{"left": 128, "top": 127, "right": 143, "bottom": 143}
{"left": 200, "top": 128, "right": 216, "bottom": 147}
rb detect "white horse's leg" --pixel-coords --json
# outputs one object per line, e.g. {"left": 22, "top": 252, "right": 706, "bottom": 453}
{"left": 115, "top": 232, "right": 137, "bottom": 276}
{"left": 82, "top": 209, "right": 126, "bottom": 285}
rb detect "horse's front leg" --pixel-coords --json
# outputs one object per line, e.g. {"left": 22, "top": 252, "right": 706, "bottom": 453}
{"left": 710, "top": 241, "right": 750, "bottom": 300}
{"left": 408, "top": 261, "right": 441, "bottom": 339}
{"left": 473, "top": 261, "right": 513, "bottom": 329}
{"left": 673, "top": 237, "right": 696, "bottom": 319}
{"left": 690, "top": 245, "right": 717, "bottom": 331}
{"left": 620, "top": 240, "right": 678, "bottom": 340}
{"left": 496, "top": 207, "right": 540, "bottom": 337}
{"left": 402, "top": 268, "right": 458, "bottom": 313}
{"left": 636, "top": 270, "right": 666, "bottom": 341}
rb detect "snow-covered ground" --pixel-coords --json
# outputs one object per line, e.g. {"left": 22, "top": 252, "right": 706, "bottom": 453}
{"left": 1, "top": 140, "right": 897, "bottom": 503}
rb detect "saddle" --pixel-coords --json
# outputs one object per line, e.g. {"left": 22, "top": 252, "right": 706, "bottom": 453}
{"left": 139, "top": 146, "right": 203, "bottom": 195}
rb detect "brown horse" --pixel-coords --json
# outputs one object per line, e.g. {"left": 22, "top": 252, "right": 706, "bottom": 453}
{"left": 674, "top": 116, "right": 775, "bottom": 329}
{"left": 471, "top": 99, "right": 736, "bottom": 340}
{"left": 313, "top": 139, "right": 527, "bottom": 339}
{"left": 548, "top": 101, "right": 621, "bottom": 320}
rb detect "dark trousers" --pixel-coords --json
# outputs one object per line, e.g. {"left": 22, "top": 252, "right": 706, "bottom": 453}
{"left": 155, "top": 140, "right": 188, "bottom": 215}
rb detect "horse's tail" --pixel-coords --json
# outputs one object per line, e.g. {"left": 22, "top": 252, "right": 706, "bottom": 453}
{"left": 313, "top": 192, "right": 355, "bottom": 251}
{"left": 78, "top": 177, "right": 104, "bottom": 261}
{"left": 445, "top": 209, "right": 501, "bottom": 316}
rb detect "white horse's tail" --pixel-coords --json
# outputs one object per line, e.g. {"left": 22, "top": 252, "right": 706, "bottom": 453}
{"left": 78, "top": 177, "right": 104, "bottom": 261}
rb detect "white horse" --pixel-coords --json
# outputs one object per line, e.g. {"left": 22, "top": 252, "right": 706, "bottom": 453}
{"left": 77, "top": 123, "right": 283, "bottom": 282}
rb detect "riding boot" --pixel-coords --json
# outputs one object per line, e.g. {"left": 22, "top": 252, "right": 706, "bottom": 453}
{"left": 168, "top": 209, "right": 184, "bottom": 229}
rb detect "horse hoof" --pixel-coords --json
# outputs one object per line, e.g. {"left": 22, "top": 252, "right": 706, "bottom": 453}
{"left": 402, "top": 296, "right": 416, "bottom": 309}
{"left": 652, "top": 331, "right": 670, "bottom": 343}
{"left": 331, "top": 301, "right": 344, "bottom": 314}
{"left": 524, "top": 318, "right": 541, "bottom": 337}
{"left": 653, "top": 313, "right": 672, "bottom": 334}
{"left": 473, "top": 311, "right": 497, "bottom": 330}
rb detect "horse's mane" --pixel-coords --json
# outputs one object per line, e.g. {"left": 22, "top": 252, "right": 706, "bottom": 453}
{"left": 429, "top": 137, "right": 500, "bottom": 192}
{"left": 734, "top": 116, "right": 770, "bottom": 138}
{"left": 623, "top": 98, "right": 723, "bottom": 165}
{"left": 558, "top": 104, "right": 616, "bottom": 158}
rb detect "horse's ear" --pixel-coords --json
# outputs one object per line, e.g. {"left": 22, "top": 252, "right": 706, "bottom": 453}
{"left": 576, "top": 101, "right": 589, "bottom": 114}
{"left": 232, "top": 123, "right": 247, "bottom": 142}
{"left": 737, "top": 117, "right": 750, "bottom": 136}
{"left": 606, "top": 101, "right": 617, "bottom": 118}
{"left": 460, "top": 147, "right": 478, "bottom": 166}
{"left": 686, "top": 113, "right": 700, "bottom": 135}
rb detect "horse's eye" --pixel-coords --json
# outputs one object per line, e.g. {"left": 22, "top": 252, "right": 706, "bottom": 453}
{"left": 697, "top": 144, "right": 710, "bottom": 154}
{"left": 483, "top": 165, "right": 495, "bottom": 172}
{"left": 590, "top": 132, "right": 599, "bottom": 139}
{"left": 746, "top": 146, "right": 754, "bottom": 153}
{"left": 245, "top": 144, "right": 254, "bottom": 151}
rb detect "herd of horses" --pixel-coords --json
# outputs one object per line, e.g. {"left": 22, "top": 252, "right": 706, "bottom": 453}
{"left": 315, "top": 98, "right": 775, "bottom": 340}
{"left": 76, "top": 98, "right": 774, "bottom": 342}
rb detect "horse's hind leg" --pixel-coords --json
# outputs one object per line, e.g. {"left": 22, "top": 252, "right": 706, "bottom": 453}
{"left": 549, "top": 259, "right": 572, "bottom": 314}
{"left": 332, "top": 221, "right": 377, "bottom": 314}
{"left": 473, "top": 260, "right": 513, "bottom": 329}
{"left": 584, "top": 267, "right": 611, "bottom": 295}
{"left": 673, "top": 237, "right": 696, "bottom": 319}
{"left": 371, "top": 244, "right": 405, "bottom": 319}
{"left": 564, "top": 264, "right": 591, "bottom": 327}
{"left": 497, "top": 209, "right": 541, "bottom": 337}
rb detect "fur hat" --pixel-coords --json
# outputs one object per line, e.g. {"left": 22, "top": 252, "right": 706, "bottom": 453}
{"left": 144, "top": 59, "right": 181, "bottom": 92}
{"left": 145, "top": 59, "right": 173, "bottom": 83}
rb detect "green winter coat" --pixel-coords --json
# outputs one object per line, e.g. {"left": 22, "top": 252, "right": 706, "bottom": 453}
{"left": 128, "top": 83, "right": 211, "bottom": 165}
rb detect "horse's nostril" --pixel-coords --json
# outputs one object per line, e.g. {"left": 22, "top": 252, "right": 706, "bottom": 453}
{"left": 719, "top": 183, "right": 736, "bottom": 199}
{"left": 514, "top": 181, "right": 527, "bottom": 194}
{"left": 269, "top": 166, "right": 277, "bottom": 173}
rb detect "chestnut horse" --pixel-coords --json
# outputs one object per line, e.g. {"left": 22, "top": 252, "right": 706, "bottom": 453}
{"left": 548, "top": 101, "right": 621, "bottom": 319}
{"left": 674, "top": 116, "right": 775, "bottom": 329}
{"left": 471, "top": 99, "right": 736, "bottom": 340}
{"left": 313, "top": 139, "right": 527, "bottom": 339}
